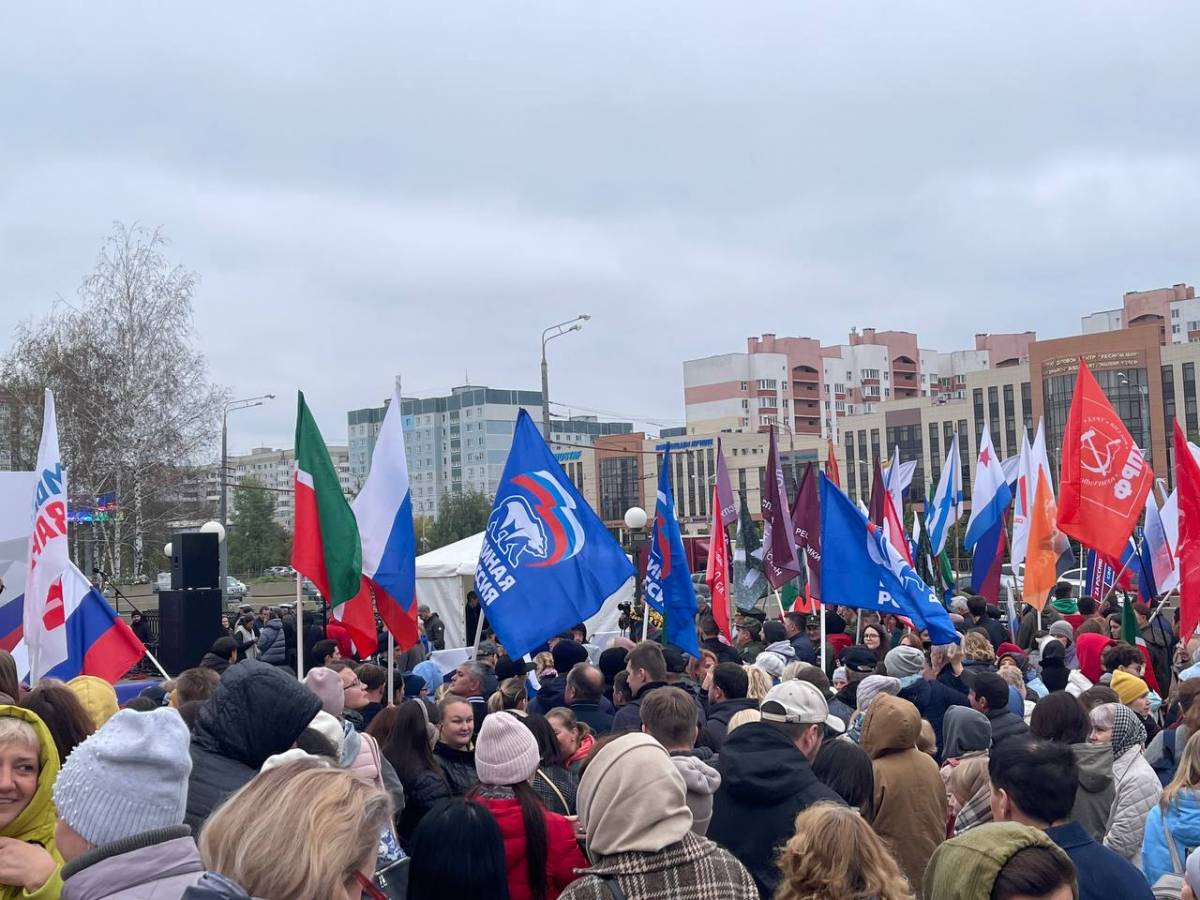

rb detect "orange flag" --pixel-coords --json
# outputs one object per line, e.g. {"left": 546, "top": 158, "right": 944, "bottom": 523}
{"left": 1022, "top": 473, "right": 1059, "bottom": 611}
{"left": 826, "top": 439, "right": 841, "bottom": 488}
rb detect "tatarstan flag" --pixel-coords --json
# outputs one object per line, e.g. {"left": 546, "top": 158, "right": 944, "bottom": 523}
{"left": 292, "top": 392, "right": 377, "bottom": 654}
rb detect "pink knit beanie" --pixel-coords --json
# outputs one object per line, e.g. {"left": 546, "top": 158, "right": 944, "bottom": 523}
{"left": 304, "top": 667, "right": 344, "bottom": 718}
{"left": 475, "top": 712, "right": 540, "bottom": 786}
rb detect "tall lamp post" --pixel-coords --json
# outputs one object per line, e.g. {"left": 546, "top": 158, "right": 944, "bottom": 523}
{"left": 541, "top": 315, "right": 591, "bottom": 440}
{"left": 623, "top": 506, "right": 650, "bottom": 636}
{"left": 220, "top": 394, "right": 276, "bottom": 603}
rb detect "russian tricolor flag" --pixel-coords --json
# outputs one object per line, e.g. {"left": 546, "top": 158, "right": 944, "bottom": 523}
{"left": 353, "top": 388, "right": 419, "bottom": 650}
{"left": 2, "top": 564, "right": 143, "bottom": 684}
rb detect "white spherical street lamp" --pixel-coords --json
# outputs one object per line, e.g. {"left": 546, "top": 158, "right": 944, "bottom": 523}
{"left": 623, "top": 506, "right": 648, "bottom": 531}
{"left": 163, "top": 542, "right": 173, "bottom": 558}
{"left": 200, "top": 521, "right": 227, "bottom": 543}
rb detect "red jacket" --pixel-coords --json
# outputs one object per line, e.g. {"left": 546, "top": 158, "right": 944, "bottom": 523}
{"left": 477, "top": 795, "right": 586, "bottom": 900}
{"left": 326, "top": 620, "right": 354, "bottom": 660}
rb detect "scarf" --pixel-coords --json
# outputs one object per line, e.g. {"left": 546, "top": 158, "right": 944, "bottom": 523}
{"left": 1110, "top": 704, "right": 1147, "bottom": 760}
{"left": 1051, "top": 597, "right": 1079, "bottom": 615}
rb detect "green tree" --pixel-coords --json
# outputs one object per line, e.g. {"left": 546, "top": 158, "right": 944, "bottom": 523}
{"left": 228, "top": 477, "right": 287, "bottom": 576}
{"left": 429, "top": 489, "right": 492, "bottom": 549}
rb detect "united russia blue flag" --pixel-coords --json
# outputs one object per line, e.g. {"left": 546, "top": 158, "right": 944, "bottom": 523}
{"left": 645, "top": 444, "right": 700, "bottom": 656}
{"left": 475, "top": 410, "right": 635, "bottom": 658}
{"left": 819, "top": 474, "right": 959, "bottom": 645}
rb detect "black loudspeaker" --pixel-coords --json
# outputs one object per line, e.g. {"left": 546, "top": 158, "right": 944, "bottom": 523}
{"left": 171, "top": 531, "right": 219, "bottom": 591}
{"left": 158, "top": 588, "right": 222, "bottom": 675}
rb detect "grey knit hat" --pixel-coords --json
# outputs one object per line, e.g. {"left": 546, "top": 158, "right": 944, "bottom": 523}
{"left": 53, "top": 708, "right": 192, "bottom": 846}
{"left": 884, "top": 645, "right": 926, "bottom": 679}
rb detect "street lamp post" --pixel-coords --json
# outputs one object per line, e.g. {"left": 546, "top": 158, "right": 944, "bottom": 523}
{"left": 623, "top": 506, "right": 650, "bottom": 638}
{"left": 541, "top": 315, "right": 591, "bottom": 440}
{"left": 220, "top": 394, "right": 276, "bottom": 603}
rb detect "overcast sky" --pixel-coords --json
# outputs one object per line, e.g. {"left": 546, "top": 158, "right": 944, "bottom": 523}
{"left": 3, "top": 3, "right": 1199, "bottom": 454}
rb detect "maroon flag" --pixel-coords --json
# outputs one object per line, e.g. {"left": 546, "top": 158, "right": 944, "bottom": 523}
{"left": 715, "top": 437, "right": 737, "bottom": 528}
{"left": 761, "top": 426, "right": 802, "bottom": 589}
{"left": 791, "top": 462, "right": 822, "bottom": 599}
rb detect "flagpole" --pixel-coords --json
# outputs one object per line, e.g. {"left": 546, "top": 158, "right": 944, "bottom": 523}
{"left": 387, "top": 630, "right": 395, "bottom": 705}
{"left": 295, "top": 572, "right": 303, "bottom": 680}
{"left": 818, "top": 601, "right": 826, "bottom": 673}
{"left": 472, "top": 598, "right": 485, "bottom": 656}
{"left": 641, "top": 605, "right": 650, "bottom": 641}
{"left": 141, "top": 646, "right": 171, "bottom": 681}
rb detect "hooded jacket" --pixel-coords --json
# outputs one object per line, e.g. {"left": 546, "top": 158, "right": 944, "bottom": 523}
{"left": 861, "top": 694, "right": 947, "bottom": 895}
{"left": 564, "top": 734, "right": 757, "bottom": 900}
{"left": 185, "top": 661, "right": 322, "bottom": 830}
{"left": 1075, "top": 633, "right": 1117, "bottom": 685}
{"left": 476, "top": 787, "right": 587, "bottom": 900}
{"left": 897, "top": 676, "right": 970, "bottom": 759}
{"left": 254, "top": 617, "right": 287, "bottom": 666}
{"left": 984, "top": 705, "right": 1030, "bottom": 747}
{"left": 60, "top": 825, "right": 204, "bottom": 900}
{"left": 923, "top": 821, "right": 1078, "bottom": 900}
{"left": 709, "top": 721, "right": 842, "bottom": 897}
{"left": 0, "top": 706, "right": 61, "bottom": 900}
{"left": 1071, "top": 741, "right": 1116, "bottom": 843}
{"left": 669, "top": 754, "right": 721, "bottom": 836}
{"left": 941, "top": 706, "right": 992, "bottom": 760}
{"left": 697, "top": 697, "right": 758, "bottom": 752}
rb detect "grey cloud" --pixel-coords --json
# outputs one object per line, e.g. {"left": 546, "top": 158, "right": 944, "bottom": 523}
{"left": 2, "top": 2, "right": 1200, "bottom": 449}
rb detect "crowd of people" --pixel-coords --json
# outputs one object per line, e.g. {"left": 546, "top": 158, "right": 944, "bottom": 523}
{"left": 1, "top": 585, "right": 1199, "bottom": 898}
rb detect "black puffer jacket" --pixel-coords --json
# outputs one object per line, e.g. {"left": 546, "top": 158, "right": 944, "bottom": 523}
{"left": 185, "top": 661, "right": 322, "bottom": 830}
{"left": 433, "top": 742, "right": 478, "bottom": 796}
{"left": 709, "top": 722, "right": 843, "bottom": 898}
{"left": 698, "top": 697, "right": 758, "bottom": 752}
{"left": 396, "top": 768, "right": 451, "bottom": 849}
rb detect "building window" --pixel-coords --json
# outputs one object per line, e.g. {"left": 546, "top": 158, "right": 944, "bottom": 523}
{"left": 1021, "top": 382, "right": 1033, "bottom": 435}
{"left": 988, "top": 386, "right": 1001, "bottom": 447}
{"left": 972, "top": 389, "right": 985, "bottom": 453}
{"left": 599, "top": 457, "right": 639, "bottom": 522}
{"left": 1163, "top": 365, "right": 1177, "bottom": 430}
{"left": 739, "top": 381, "right": 748, "bottom": 390}
{"left": 885, "top": 424, "right": 924, "bottom": 505}
{"left": 929, "top": 423, "right": 941, "bottom": 483}
{"left": 870, "top": 429, "right": 880, "bottom": 466}
{"left": 1174, "top": 324, "right": 1182, "bottom": 335}
{"left": 1174, "top": 308, "right": 1181, "bottom": 319}
{"left": 958, "top": 419, "right": 971, "bottom": 495}
{"left": 1185, "top": 363, "right": 1198, "bottom": 444}
{"left": 846, "top": 432, "right": 857, "bottom": 499}
{"left": 1003, "top": 384, "right": 1016, "bottom": 456}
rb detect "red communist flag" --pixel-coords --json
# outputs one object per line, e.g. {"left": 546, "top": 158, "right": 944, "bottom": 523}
{"left": 1175, "top": 420, "right": 1200, "bottom": 644}
{"left": 1057, "top": 359, "right": 1154, "bottom": 560}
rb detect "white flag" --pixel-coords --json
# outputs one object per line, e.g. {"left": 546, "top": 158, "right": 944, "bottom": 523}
{"left": 24, "top": 390, "right": 70, "bottom": 681}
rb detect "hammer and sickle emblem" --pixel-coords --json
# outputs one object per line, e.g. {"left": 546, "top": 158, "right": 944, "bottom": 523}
{"left": 1079, "top": 429, "right": 1123, "bottom": 477}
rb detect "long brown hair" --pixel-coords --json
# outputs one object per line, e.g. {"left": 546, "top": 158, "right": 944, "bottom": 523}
{"left": 775, "top": 802, "right": 915, "bottom": 900}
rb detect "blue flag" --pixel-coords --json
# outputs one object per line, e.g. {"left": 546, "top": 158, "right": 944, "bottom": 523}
{"left": 819, "top": 473, "right": 959, "bottom": 646}
{"left": 475, "top": 410, "right": 635, "bottom": 658}
{"left": 645, "top": 445, "right": 700, "bottom": 656}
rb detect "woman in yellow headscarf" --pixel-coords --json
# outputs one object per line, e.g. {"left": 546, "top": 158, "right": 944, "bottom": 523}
{"left": 0, "top": 705, "right": 62, "bottom": 899}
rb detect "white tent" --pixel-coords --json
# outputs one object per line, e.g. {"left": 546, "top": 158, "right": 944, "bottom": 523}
{"left": 415, "top": 531, "right": 633, "bottom": 651}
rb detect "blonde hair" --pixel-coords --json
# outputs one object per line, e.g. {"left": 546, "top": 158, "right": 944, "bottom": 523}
{"left": 200, "top": 762, "right": 392, "bottom": 898}
{"left": 534, "top": 652, "right": 555, "bottom": 676}
{"left": 433, "top": 682, "right": 453, "bottom": 703}
{"left": 744, "top": 665, "right": 772, "bottom": 700}
{"left": 917, "top": 720, "right": 937, "bottom": 758}
{"left": 781, "top": 661, "right": 808, "bottom": 682}
{"left": 487, "top": 677, "right": 528, "bottom": 714}
{"left": 1162, "top": 729, "right": 1200, "bottom": 810}
{"left": 962, "top": 632, "right": 996, "bottom": 664}
{"left": 0, "top": 717, "right": 39, "bottom": 755}
{"left": 727, "top": 708, "right": 761, "bottom": 734}
{"left": 547, "top": 707, "right": 591, "bottom": 743}
{"left": 775, "top": 802, "right": 915, "bottom": 900}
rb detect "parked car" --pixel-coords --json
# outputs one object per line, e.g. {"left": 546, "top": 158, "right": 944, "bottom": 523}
{"left": 226, "top": 577, "right": 248, "bottom": 601}
{"left": 264, "top": 565, "right": 294, "bottom": 577}
{"left": 153, "top": 572, "right": 171, "bottom": 593}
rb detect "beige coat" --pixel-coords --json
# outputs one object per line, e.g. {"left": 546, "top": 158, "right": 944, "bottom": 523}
{"left": 862, "top": 694, "right": 948, "bottom": 895}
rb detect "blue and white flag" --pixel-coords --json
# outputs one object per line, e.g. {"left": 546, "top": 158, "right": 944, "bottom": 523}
{"left": 476, "top": 410, "right": 634, "bottom": 658}
{"left": 926, "top": 432, "right": 963, "bottom": 556}
{"left": 25, "top": 390, "right": 70, "bottom": 681}
{"left": 645, "top": 445, "right": 700, "bottom": 656}
{"left": 820, "top": 473, "right": 959, "bottom": 645}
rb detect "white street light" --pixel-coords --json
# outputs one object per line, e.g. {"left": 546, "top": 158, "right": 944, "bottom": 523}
{"left": 541, "top": 315, "right": 591, "bottom": 440}
{"left": 200, "top": 521, "right": 227, "bottom": 543}
{"left": 163, "top": 542, "right": 173, "bottom": 558}
{"left": 624, "top": 506, "right": 648, "bottom": 530}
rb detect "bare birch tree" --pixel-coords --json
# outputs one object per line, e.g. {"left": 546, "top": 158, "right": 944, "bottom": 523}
{"left": 2, "top": 223, "right": 226, "bottom": 576}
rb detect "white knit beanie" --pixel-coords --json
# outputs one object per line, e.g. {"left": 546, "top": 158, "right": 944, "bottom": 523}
{"left": 475, "top": 712, "right": 539, "bottom": 786}
{"left": 53, "top": 708, "right": 191, "bottom": 847}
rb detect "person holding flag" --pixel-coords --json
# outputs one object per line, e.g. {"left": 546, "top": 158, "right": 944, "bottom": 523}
{"left": 645, "top": 445, "right": 700, "bottom": 656}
